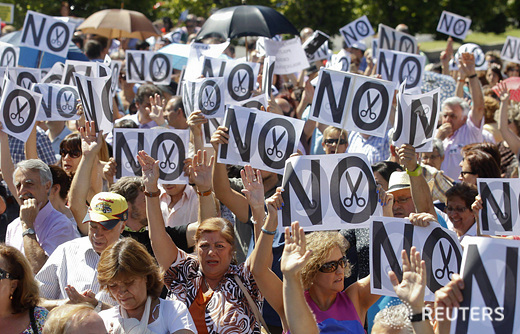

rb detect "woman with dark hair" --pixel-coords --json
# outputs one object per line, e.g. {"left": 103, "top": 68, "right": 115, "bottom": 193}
{"left": 459, "top": 150, "right": 501, "bottom": 185}
{"left": 371, "top": 161, "right": 403, "bottom": 191}
{"left": 97, "top": 238, "right": 195, "bottom": 333}
{"left": 486, "top": 64, "right": 503, "bottom": 87}
{"left": 444, "top": 183, "right": 479, "bottom": 240}
{"left": 48, "top": 165, "right": 74, "bottom": 223}
{"left": 0, "top": 244, "right": 47, "bottom": 333}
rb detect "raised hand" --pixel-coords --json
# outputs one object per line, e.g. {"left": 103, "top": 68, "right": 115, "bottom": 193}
{"left": 408, "top": 212, "right": 437, "bottom": 227}
{"left": 136, "top": 150, "right": 160, "bottom": 190}
{"left": 496, "top": 81, "right": 509, "bottom": 103}
{"left": 189, "top": 150, "right": 213, "bottom": 192}
{"left": 210, "top": 126, "right": 229, "bottom": 151}
{"left": 79, "top": 121, "right": 103, "bottom": 157}
{"left": 147, "top": 94, "right": 166, "bottom": 125}
{"left": 398, "top": 144, "right": 418, "bottom": 172}
{"left": 187, "top": 110, "right": 208, "bottom": 137}
{"left": 241, "top": 165, "right": 264, "bottom": 210}
{"left": 281, "top": 222, "right": 312, "bottom": 277}
{"left": 459, "top": 52, "right": 476, "bottom": 78}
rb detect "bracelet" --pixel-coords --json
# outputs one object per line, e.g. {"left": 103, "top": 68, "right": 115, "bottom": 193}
{"left": 458, "top": 78, "right": 465, "bottom": 83}
{"left": 22, "top": 228, "right": 36, "bottom": 237}
{"left": 144, "top": 189, "right": 161, "bottom": 197}
{"left": 467, "top": 73, "right": 477, "bottom": 79}
{"left": 409, "top": 311, "right": 426, "bottom": 322}
{"left": 197, "top": 189, "right": 213, "bottom": 197}
{"left": 261, "top": 227, "right": 276, "bottom": 235}
{"left": 406, "top": 164, "right": 422, "bottom": 177}
{"left": 94, "top": 299, "right": 103, "bottom": 313}
{"left": 251, "top": 213, "right": 267, "bottom": 225}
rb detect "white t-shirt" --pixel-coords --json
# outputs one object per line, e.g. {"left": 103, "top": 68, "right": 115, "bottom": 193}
{"left": 99, "top": 298, "right": 197, "bottom": 334}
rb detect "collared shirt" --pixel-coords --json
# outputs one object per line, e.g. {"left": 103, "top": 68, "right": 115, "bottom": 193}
{"left": 9, "top": 127, "right": 57, "bottom": 165}
{"left": 441, "top": 116, "right": 484, "bottom": 180}
{"left": 159, "top": 185, "right": 199, "bottom": 228}
{"left": 36, "top": 236, "right": 116, "bottom": 305}
{"left": 347, "top": 130, "right": 391, "bottom": 165}
{"left": 164, "top": 249, "right": 263, "bottom": 334}
{"left": 439, "top": 211, "right": 477, "bottom": 242}
{"left": 46, "top": 126, "right": 72, "bottom": 158}
{"left": 6, "top": 201, "right": 80, "bottom": 256}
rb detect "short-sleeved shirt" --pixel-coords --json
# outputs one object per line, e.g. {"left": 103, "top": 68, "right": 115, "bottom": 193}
{"left": 159, "top": 185, "right": 199, "bottom": 228}
{"left": 347, "top": 130, "right": 391, "bottom": 165}
{"left": 164, "top": 249, "right": 263, "bottom": 334}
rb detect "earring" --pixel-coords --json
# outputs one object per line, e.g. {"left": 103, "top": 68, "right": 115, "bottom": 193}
{"left": 10, "top": 295, "right": 13, "bottom": 300}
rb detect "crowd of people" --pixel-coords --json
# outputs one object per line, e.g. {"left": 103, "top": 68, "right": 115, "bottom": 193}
{"left": 0, "top": 5, "right": 518, "bottom": 334}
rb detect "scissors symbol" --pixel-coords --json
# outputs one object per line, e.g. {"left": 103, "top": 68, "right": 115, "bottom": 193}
{"left": 51, "top": 29, "right": 64, "bottom": 47}
{"left": 360, "top": 91, "right": 379, "bottom": 120}
{"left": 159, "top": 143, "right": 176, "bottom": 170}
{"left": 60, "top": 93, "right": 74, "bottom": 111}
{"left": 343, "top": 172, "right": 366, "bottom": 207}
{"left": 124, "top": 160, "right": 140, "bottom": 169}
{"left": 233, "top": 71, "right": 247, "bottom": 94}
{"left": 153, "top": 60, "right": 165, "bottom": 77}
{"left": 266, "top": 129, "right": 285, "bottom": 159}
{"left": 404, "top": 63, "right": 416, "bottom": 82}
{"left": 415, "top": 105, "right": 430, "bottom": 117}
{"left": 435, "top": 243, "right": 454, "bottom": 280}
{"left": 10, "top": 98, "right": 28, "bottom": 123}
{"left": 202, "top": 88, "right": 215, "bottom": 108}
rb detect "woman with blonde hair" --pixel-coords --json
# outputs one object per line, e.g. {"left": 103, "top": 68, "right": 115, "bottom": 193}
{"left": 43, "top": 303, "right": 106, "bottom": 334}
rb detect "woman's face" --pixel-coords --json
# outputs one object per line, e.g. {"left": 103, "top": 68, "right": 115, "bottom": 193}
{"left": 373, "top": 171, "right": 389, "bottom": 191}
{"left": 446, "top": 196, "right": 475, "bottom": 236}
{"left": 0, "top": 256, "right": 17, "bottom": 306}
{"left": 311, "top": 246, "right": 345, "bottom": 295}
{"left": 459, "top": 159, "right": 478, "bottom": 185}
{"left": 197, "top": 231, "right": 234, "bottom": 281}
{"left": 421, "top": 149, "right": 443, "bottom": 170}
{"left": 60, "top": 146, "right": 82, "bottom": 175}
{"left": 486, "top": 69, "right": 499, "bottom": 86}
{"left": 107, "top": 275, "right": 148, "bottom": 316}
{"left": 507, "top": 67, "right": 520, "bottom": 78}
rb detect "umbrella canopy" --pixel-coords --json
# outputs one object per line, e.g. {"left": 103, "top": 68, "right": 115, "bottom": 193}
{"left": 195, "top": 5, "right": 299, "bottom": 41}
{"left": 0, "top": 30, "right": 88, "bottom": 68}
{"left": 78, "top": 9, "right": 160, "bottom": 40}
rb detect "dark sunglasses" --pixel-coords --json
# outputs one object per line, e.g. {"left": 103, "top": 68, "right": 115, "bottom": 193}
{"left": 319, "top": 256, "right": 348, "bottom": 273}
{"left": 460, "top": 170, "right": 476, "bottom": 177}
{"left": 0, "top": 268, "right": 14, "bottom": 280}
{"left": 60, "top": 149, "right": 81, "bottom": 159}
{"left": 324, "top": 138, "right": 347, "bottom": 146}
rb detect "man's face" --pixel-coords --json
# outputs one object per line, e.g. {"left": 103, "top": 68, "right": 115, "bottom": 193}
{"left": 88, "top": 221, "right": 125, "bottom": 254}
{"left": 164, "top": 99, "right": 187, "bottom": 129}
{"left": 441, "top": 104, "right": 466, "bottom": 132}
{"left": 135, "top": 98, "right": 151, "bottom": 117}
{"left": 162, "top": 184, "right": 186, "bottom": 197}
{"left": 129, "top": 191, "right": 147, "bottom": 226}
{"left": 322, "top": 132, "right": 348, "bottom": 154}
{"left": 391, "top": 188, "right": 415, "bottom": 218}
{"left": 14, "top": 168, "right": 50, "bottom": 206}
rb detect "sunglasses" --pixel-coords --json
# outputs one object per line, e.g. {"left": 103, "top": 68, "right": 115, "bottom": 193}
{"left": 319, "top": 256, "right": 348, "bottom": 273}
{"left": 324, "top": 138, "right": 347, "bottom": 146}
{"left": 460, "top": 171, "right": 476, "bottom": 177}
{"left": 0, "top": 268, "right": 13, "bottom": 280}
{"left": 446, "top": 206, "right": 468, "bottom": 214}
{"left": 60, "top": 149, "right": 81, "bottom": 159}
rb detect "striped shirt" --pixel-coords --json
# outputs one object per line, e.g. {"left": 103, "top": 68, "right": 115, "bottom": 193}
{"left": 36, "top": 236, "right": 116, "bottom": 306}
{"left": 346, "top": 129, "right": 391, "bottom": 165}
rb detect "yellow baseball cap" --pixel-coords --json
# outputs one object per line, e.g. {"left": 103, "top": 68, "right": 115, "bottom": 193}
{"left": 82, "top": 192, "right": 128, "bottom": 230}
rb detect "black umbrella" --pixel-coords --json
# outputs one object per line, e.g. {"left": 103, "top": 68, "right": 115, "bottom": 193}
{"left": 195, "top": 5, "right": 299, "bottom": 41}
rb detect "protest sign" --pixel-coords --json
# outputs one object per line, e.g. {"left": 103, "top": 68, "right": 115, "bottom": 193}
{"left": 114, "top": 128, "right": 189, "bottom": 184}
{"left": 501, "top": 36, "right": 520, "bottom": 64}
{"left": 477, "top": 178, "right": 520, "bottom": 236}
{"left": 327, "top": 50, "right": 351, "bottom": 72}
{"left": 262, "top": 56, "right": 276, "bottom": 99}
{"left": 377, "top": 49, "right": 426, "bottom": 90}
{"left": 451, "top": 237, "right": 520, "bottom": 333}
{"left": 340, "top": 16, "right": 375, "bottom": 48}
{"left": 125, "top": 50, "right": 173, "bottom": 85}
{"left": 0, "top": 76, "right": 42, "bottom": 142}
{"left": 73, "top": 71, "right": 113, "bottom": 134}
{"left": 108, "top": 60, "right": 122, "bottom": 97}
{"left": 33, "top": 83, "right": 79, "bottom": 121}
{"left": 310, "top": 68, "right": 397, "bottom": 138}
{"left": 370, "top": 217, "right": 462, "bottom": 301}
{"left": 302, "top": 30, "right": 330, "bottom": 63}
{"left": 279, "top": 153, "right": 381, "bottom": 231}
{"left": 8, "top": 68, "right": 42, "bottom": 90}
{"left": 378, "top": 24, "right": 418, "bottom": 54}
{"left": 0, "top": 3, "right": 14, "bottom": 24}
{"left": 183, "top": 41, "right": 230, "bottom": 80}
{"left": 306, "top": 42, "right": 330, "bottom": 63}
{"left": 393, "top": 86, "right": 440, "bottom": 151}
{"left": 218, "top": 106, "right": 305, "bottom": 174}
{"left": 20, "top": 10, "right": 75, "bottom": 58}
{"left": 449, "top": 43, "right": 487, "bottom": 71}
{"left": 41, "top": 62, "right": 65, "bottom": 83}
{"left": 182, "top": 77, "right": 226, "bottom": 118}
{"left": 62, "top": 60, "right": 97, "bottom": 85}
{"left": 0, "top": 41, "right": 18, "bottom": 67}
{"left": 263, "top": 37, "right": 309, "bottom": 75}
{"left": 436, "top": 11, "right": 472, "bottom": 40}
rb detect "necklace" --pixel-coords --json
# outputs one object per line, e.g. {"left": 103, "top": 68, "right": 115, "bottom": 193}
{"left": 151, "top": 301, "right": 160, "bottom": 320}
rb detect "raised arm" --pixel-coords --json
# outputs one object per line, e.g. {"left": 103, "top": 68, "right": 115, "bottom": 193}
{"left": 24, "top": 124, "right": 38, "bottom": 160}
{"left": 137, "top": 150, "right": 178, "bottom": 270}
{"left": 440, "top": 38, "right": 453, "bottom": 76}
{"left": 497, "top": 82, "right": 520, "bottom": 155}
{"left": 460, "top": 53, "right": 484, "bottom": 127}
{"left": 240, "top": 165, "right": 265, "bottom": 241}
{"left": 187, "top": 111, "right": 208, "bottom": 154}
{"left": 434, "top": 274, "right": 464, "bottom": 334}
{"left": 68, "top": 122, "right": 103, "bottom": 235}
{"left": 188, "top": 149, "right": 218, "bottom": 222}
{"left": 0, "top": 122, "right": 20, "bottom": 205}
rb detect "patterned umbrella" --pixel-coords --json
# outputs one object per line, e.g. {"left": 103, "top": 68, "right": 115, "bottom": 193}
{"left": 421, "top": 71, "right": 457, "bottom": 106}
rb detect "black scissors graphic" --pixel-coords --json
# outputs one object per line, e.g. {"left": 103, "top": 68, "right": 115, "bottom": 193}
{"left": 61, "top": 93, "right": 74, "bottom": 111}
{"left": 10, "top": 98, "right": 28, "bottom": 123}
{"left": 233, "top": 71, "right": 247, "bottom": 94}
{"left": 159, "top": 143, "right": 176, "bottom": 170}
{"left": 202, "top": 88, "right": 215, "bottom": 108}
{"left": 404, "top": 63, "right": 416, "bottom": 82}
{"left": 435, "top": 243, "right": 454, "bottom": 280}
{"left": 125, "top": 159, "right": 139, "bottom": 169}
{"left": 414, "top": 105, "right": 430, "bottom": 117}
{"left": 51, "top": 29, "right": 64, "bottom": 47}
{"left": 360, "top": 92, "right": 379, "bottom": 120}
{"left": 267, "top": 129, "right": 285, "bottom": 159}
{"left": 153, "top": 60, "right": 165, "bottom": 77}
{"left": 343, "top": 172, "right": 366, "bottom": 207}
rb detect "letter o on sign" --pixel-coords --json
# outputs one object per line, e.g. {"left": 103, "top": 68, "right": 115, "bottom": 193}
{"left": 46, "top": 22, "right": 70, "bottom": 52}
{"left": 4, "top": 90, "right": 36, "bottom": 133}
{"left": 351, "top": 82, "right": 388, "bottom": 131}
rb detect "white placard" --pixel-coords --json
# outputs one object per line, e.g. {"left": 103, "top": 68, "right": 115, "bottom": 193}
{"left": 218, "top": 106, "right": 305, "bottom": 174}
{"left": 278, "top": 153, "right": 382, "bottom": 231}
{"left": 339, "top": 16, "right": 375, "bottom": 48}
{"left": 370, "top": 217, "right": 462, "bottom": 301}
{"left": 125, "top": 50, "right": 173, "bottom": 85}
{"left": 309, "top": 68, "right": 397, "bottom": 138}
{"left": 19, "top": 10, "right": 75, "bottom": 58}
{"left": 183, "top": 77, "right": 226, "bottom": 118}
{"left": 41, "top": 62, "right": 65, "bottom": 83}
{"left": 0, "top": 41, "right": 18, "bottom": 67}
{"left": 436, "top": 11, "right": 472, "bottom": 40}
{"left": 327, "top": 50, "right": 351, "bottom": 72}
{"left": 378, "top": 24, "right": 418, "bottom": 54}
{"left": 33, "top": 83, "right": 79, "bottom": 121}
{"left": 61, "top": 60, "right": 97, "bottom": 85}
{"left": 449, "top": 43, "right": 487, "bottom": 71}
{"left": 113, "top": 128, "right": 189, "bottom": 184}
{"left": 501, "top": 36, "right": 520, "bottom": 64}
{"left": 263, "top": 37, "right": 309, "bottom": 75}
{"left": 377, "top": 49, "right": 426, "bottom": 91}
{"left": 8, "top": 68, "right": 42, "bottom": 90}
{"left": 183, "top": 41, "right": 230, "bottom": 81}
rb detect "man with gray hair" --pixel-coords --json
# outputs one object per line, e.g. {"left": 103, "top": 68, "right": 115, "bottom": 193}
{"left": 6, "top": 159, "right": 79, "bottom": 273}
{"left": 435, "top": 53, "right": 485, "bottom": 180}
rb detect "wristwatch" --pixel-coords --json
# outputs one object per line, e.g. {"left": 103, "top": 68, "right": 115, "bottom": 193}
{"left": 22, "top": 228, "right": 36, "bottom": 237}
{"left": 144, "top": 189, "right": 161, "bottom": 197}
{"left": 94, "top": 299, "right": 103, "bottom": 312}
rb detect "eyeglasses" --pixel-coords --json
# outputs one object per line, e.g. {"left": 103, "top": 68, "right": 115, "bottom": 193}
{"left": 319, "top": 256, "right": 348, "bottom": 273}
{"left": 324, "top": 138, "right": 347, "bottom": 146}
{"left": 60, "top": 149, "right": 81, "bottom": 159}
{"left": 460, "top": 170, "right": 476, "bottom": 177}
{"left": 421, "top": 154, "right": 440, "bottom": 161}
{"left": 446, "top": 206, "right": 468, "bottom": 214}
{"left": 0, "top": 268, "right": 13, "bottom": 280}
{"left": 394, "top": 196, "right": 412, "bottom": 205}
